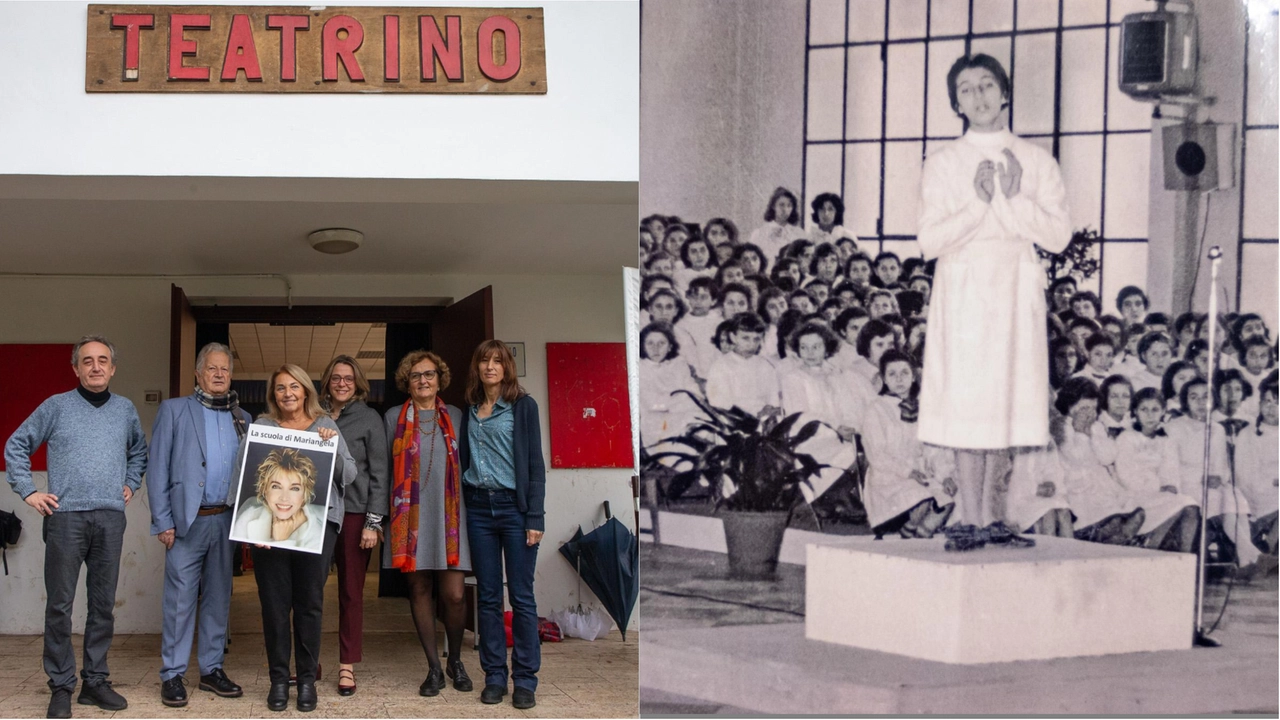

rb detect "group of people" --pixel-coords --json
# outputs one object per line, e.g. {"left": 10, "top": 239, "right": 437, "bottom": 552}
{"left": 4, "top": 336, "right": 548, "bottom": 718}
{"left": 639, "top": 53, "right": 1278, "bottom": 574}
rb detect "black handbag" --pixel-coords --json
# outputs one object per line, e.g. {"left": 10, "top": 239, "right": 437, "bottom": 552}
{"left": 0, "top": 508, "right": 22, "bottom": 575}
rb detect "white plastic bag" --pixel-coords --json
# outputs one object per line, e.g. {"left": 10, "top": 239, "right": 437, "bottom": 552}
{"left": 548, "top": 606, "right": 613, "bottom": 641}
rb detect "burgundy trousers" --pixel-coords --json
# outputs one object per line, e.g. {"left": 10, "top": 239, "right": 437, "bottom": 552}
{"left": 334, "top": 512, "right": 372, "bottom": 663}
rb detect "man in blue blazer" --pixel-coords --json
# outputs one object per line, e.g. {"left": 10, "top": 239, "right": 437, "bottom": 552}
{"left": 147, "top": 343, "right": 250, "bottom": 708}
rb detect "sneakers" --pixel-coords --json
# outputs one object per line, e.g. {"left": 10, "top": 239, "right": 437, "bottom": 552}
{"left": 512, "top": 687, "right": 537, "bottom": 710}
{"left": 479, "top": 683, "right": 507, "bottom": 704}
{"left": 77, "top": 681, "right": 128, "bottom": 711}
{"left": 46, "top": 687, "right": 72, "bottom": 719}
{"left": 446, "top": 660, "right": 473, "bottom": 692}
{"left": 419, "top": 667, "right": 445, "bottom": 697}
{"left": 161, "top": 676, "right": 188, "bottom": 708}
{"left": 199, "top": 667, "right": 243, "bottom": 698}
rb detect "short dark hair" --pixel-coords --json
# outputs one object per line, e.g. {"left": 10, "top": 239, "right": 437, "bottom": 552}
{"left": 856, "top": 319, "right": 896, "bottom": 358}
{"left": 1049, "top": 276, "right": 1077, "bottom": 295}
{"left": 756, "top": 287, "right": 787, "bottom": 319}
{"left": 1116, "top": 285, "right": 1149, "bottom": 312}
{"left": 874, "top": 251, "right": 901, "bottom": 266}
{"left": 686, "top": 276, "right": 718, "bottom": 298}
{"left": 1099, "top": 374, "right": 1135, "bottom": 410}
{"left": 1179, "top": 377, "right": 1208, "bottom": 414}
{"left": 1055, "top": 376, "right": 1101, "bottom": 416}
{"left": 1137, "top": 332, "right": 1173, "bottom": 361}
{"left": 730, "top": 311, "right": 767, "bottom": 334}
{"left": 946, "top": 53, "right": 1010, "bottom": 116}
{"left": 1174, "top": 311, "right": 1201, "bottom": 335}
{"left": 809, "top": 243, "right": 840, "bottom": 275}
{"left": 640, "top": 273, "right": 675, "bottom": 305}
{"left": 1160, "top": 360, "right": 1197, "bottom": 403}
{"left": 704, "top": 217, "right": 740, "bottom": 244}
{"left": 1213, "top": 368, "right": 1255, "bottom": 407}
{"left": 810, "top": 192, "right": 845, "bottom": 225}
{"left": 1069, "top": 317, "right": 1102, "bottom": 335}
{"left": 763, "top": 187, "right": 801, "bottom": 225}
{"left": 732, "top": 243, "right": 768, "bottom": 275}
{"left": 1258, "top": 369, "right": 1279, "bottom": 401}
{"left": 640, "top": 322, "right": 680, "bottom": 362}
{"left": 1084, "top": 333, "right": 1115, "bottom": 353}
{"left": 1183, "top": 338, "right": 1210, "bottom": 362}
{"left": 645, "top": 251, "right": 676, "bottom": 271}
{"left": 1131, "top": 387, "right": 1163, "bottom": 414}
{"left": 717, "top": 282, "right": 753, "bottom": 310}
{"left": 714, "top": 263, "right": 746, "bottom": 286}
{"left": 679, "top": 235, "right": 715, "bottom": 269}
{"left": 647, "top": 287, "right": 687, "bottom": 323}
{"left": 1144, "top": 312, "right": 1172, "bottom": 328}
{"left": 789, "top": 321, "right": 841, "bottom": 358}
{"left": 878, "top": 348, "right": 918, "bottom": 384}
{"left": 833, "top": 306, "right": 870, "bottom": 336}
{"left": 1069, "top": 291, "right": 1102, "bottom": 316}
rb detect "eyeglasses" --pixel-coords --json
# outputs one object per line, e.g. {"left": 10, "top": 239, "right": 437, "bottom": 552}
{"left": 409, "top": 371, "right": 438, "bottom": 382}
{"left": 329, "top": 375, "right": 356, "bottom": 386}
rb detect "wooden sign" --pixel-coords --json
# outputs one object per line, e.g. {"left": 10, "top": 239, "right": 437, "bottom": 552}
{"left": 85, "top": 5, "right": 546, "bottom": 93}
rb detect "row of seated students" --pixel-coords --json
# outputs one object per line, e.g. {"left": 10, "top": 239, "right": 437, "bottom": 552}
{"left": 639, "top": 195, "right": 1278, "bottom": 575}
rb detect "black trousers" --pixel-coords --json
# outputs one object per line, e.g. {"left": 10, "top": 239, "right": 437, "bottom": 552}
{"left": 250, "top": 523, "right": 338, "bottom": 684}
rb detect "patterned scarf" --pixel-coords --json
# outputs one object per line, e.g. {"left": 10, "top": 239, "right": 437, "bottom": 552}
{"left": 390, "top": 397, "right": 462, "bottom": 572}
{"left": 193, "top": 386, "right": 246, "bottom": 438}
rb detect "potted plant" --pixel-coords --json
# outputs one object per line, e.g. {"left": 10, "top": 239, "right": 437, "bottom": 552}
{"left": 649, "top": 390, "right": 825, "bottom": 580}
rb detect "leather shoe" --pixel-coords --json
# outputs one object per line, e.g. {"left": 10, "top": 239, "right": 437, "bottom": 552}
{"left": 47, "top": 687, "right": 72, "bottom": 719}
{"left": 266, "top": 681, "right": 289, "bottom": 712}
{"left": 161, "top": 676, "right": 188, "bottom": 708}
{"left": 199, "top": 667, "right": 243, "bottom": 698}
{"left": 78, "top": 681, "right": 128, "bottom": 711}
{"left": 419, "top": 667, "right": 445, "bottom": 697}
{"left": 446, "top": 660, "right": 473, "bottom": 692}
{"left": 296, "top": 682, "right": 317, "bottom": 712}
{"left": 480, "top": 683, "right": 507, "bottom": 704}
{"left": 512, "top": 687, "right": 536, "bottom": 710}
{"left": 337, "top": 667, "right": 356, "bottom": 697}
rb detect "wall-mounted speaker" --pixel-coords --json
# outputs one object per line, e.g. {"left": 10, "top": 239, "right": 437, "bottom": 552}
{"left": 1161, "top": 122, "right": 1235, "bottom": 191}
{"left": 1119, "top": 9, "right": 1198, "bottom": 100}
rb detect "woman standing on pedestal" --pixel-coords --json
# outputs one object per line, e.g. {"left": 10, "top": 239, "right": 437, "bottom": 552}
{"left": 916, "top": 54, "right": 1072, "bottom": 525}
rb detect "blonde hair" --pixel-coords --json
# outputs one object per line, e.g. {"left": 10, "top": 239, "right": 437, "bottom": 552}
{"left": 265, "top": 364, "right": 324, "bottom": 421}
{"left": 319, "top": 355, "right": 371, "bottom": 405}
{"left": 394, "top": 350, "right": 451, "bottom": 393}
{"left": 254, "top": 447, "right": 318, "bottom": 504}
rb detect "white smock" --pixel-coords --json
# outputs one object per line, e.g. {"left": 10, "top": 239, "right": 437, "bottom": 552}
{"left": 1235, "top": 421, "right": 1278, "bottom": 517}
{"left": 861, "top": 394, "right": 956, "bottom": 529}
{"left": 638, "top": 357, "right": 700, "bottom": 450}
{"left": 779, "top": 360, "right": 863, "bottom": 501}
{"left": 1164, "top": 414, "right": 1252, "bottom": 519}
{"left": 1112, "top": 428, "right": 1199, "bottom": 533}
{"left": 1005, "top": 443, "right": 1072, "bottom": 532}
{"left": 1056, "top": 422, "right": 1141, "bottom": 528}
{"left": 916, "top": 128, "right": 1072, "bottom": 449}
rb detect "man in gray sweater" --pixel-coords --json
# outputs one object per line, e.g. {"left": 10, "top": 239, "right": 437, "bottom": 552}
{"left": 5, "top": 335, "right": 148, "bottom": 719}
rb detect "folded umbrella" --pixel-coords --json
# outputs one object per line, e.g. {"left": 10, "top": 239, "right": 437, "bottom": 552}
{"left": 559, "top": 503, "right": 639, "bottom": 640}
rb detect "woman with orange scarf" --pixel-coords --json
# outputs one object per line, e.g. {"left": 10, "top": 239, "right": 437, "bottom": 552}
{"left": 382, "top": 350, "right": 471, "bottom": 697}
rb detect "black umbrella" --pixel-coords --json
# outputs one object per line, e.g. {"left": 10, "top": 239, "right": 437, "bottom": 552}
{"left": 559, "top": 503, "right": 639, "bottom": 640}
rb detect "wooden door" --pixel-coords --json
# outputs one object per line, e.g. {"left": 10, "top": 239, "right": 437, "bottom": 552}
{"left": 430, "top": 287, "right": 494, "bottom": 409}
{"left": 169, "top": 284, "right": 196, "bottom": 400}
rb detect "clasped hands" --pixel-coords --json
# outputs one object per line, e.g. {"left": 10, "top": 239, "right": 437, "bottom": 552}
{"left": 974, "top": 148, "right": 1022, "bottom": 203}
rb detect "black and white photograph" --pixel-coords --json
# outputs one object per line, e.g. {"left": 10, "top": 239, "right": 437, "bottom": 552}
{"left": 230, "top": 425, "right": 338, "bottom": 554}
{"left": 638, "top": 0, "right": 1279, "bottom": 715}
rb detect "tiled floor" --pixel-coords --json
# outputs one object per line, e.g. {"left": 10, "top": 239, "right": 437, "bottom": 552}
{"left": 0, "top": 571, "right": 638, "bottom": 719}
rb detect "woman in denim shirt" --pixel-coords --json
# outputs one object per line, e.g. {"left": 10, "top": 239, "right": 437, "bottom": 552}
{"left": 459, "top": 339, "right": 546, "bottom": 711}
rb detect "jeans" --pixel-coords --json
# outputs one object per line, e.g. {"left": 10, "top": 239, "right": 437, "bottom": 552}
{"left": 464, "top": 487, "right": 539, "bottom": 691}
{"left": 250, "top": 523, "right": 338, "bottom": 684}
{"left": 43, "top": 510, "right": 126, "bottom": 690}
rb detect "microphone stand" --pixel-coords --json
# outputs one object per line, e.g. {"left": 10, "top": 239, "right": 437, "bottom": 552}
{"left": 1193, "top": 246, "right": 1223, "bottom": 648}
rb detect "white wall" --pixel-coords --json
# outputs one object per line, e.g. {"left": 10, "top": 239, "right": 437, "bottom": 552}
{"left": 0, "top": 0, "right": 638, "bottom": 183}
{"left": 0, "top": 272, "right": 636, "bottom": 634}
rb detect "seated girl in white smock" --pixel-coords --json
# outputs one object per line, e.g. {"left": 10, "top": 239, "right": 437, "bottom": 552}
{"left": 1112, "top": 388, "right": 1200, "bottom": 552}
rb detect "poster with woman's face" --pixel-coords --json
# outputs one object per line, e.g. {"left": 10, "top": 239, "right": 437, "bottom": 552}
{"left": 229, "top": 424, "right": 337, "bottom": 554}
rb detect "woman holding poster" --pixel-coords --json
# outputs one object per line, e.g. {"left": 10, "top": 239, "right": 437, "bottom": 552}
{"left": 235, "top": 364, "right": 356, "bottom": 713}
{"left": 916, "top": 54, "right": 1071, "bottom": 526}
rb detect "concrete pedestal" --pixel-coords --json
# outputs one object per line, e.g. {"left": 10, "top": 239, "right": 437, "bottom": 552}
{"left": 806, "top": 535, "right": 1196, "bottom": 664}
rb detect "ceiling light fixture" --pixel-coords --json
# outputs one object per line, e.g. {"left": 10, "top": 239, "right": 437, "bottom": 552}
{"left": 308, "top": 228, "right": 363, "bottom": 254}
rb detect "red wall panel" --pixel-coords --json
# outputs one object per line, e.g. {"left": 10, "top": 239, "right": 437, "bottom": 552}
{"left": 546, "top": 342, "right": 633, "bottom": 469}
{"left": 0, "top": 344, "right": 77, "bottom": 472}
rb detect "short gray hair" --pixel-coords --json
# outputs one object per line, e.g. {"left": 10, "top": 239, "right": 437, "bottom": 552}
{"left": 195, "top": 342, "right": 234, "bottom": 374}
{"left": 72, "top": 335, "right": 117, "bottom": 366}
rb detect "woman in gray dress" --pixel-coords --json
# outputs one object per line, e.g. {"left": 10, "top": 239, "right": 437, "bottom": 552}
{"left": 384, "top": 350, "right": 472, "bottom": 697}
